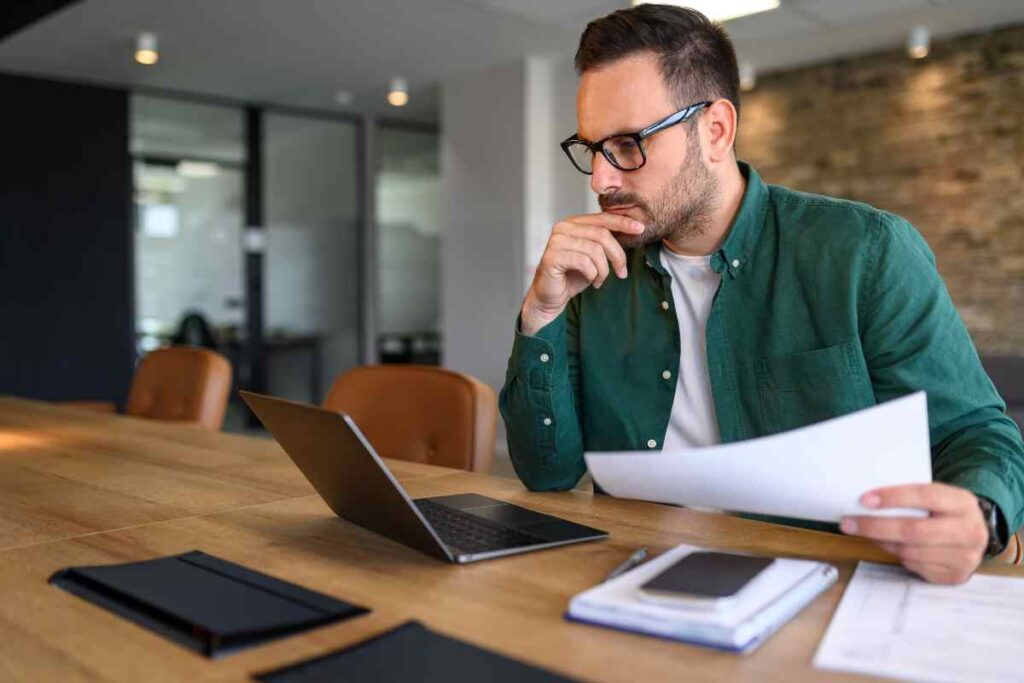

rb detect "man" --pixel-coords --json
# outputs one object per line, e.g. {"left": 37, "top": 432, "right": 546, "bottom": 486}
{"left": 499, "top": 4, "right": 1024, "bottom": 584}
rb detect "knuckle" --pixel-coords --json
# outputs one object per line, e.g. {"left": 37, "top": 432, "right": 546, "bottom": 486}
{"left": 950, "top": 568, "right": 972, "bottom": 584}
{"left": 856, "top": 519, "right": 877, "bottom": 537}
{"left": 904, "top": 522, "right": 926, "bottom": 543}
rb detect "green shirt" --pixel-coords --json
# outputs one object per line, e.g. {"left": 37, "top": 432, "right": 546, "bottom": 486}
{"left": 499, "top": 161, "right": 1024, "bottom": 537}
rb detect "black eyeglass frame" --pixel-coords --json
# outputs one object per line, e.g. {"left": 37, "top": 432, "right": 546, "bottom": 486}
{"left": 560, "top": 100, "right": 712, "bottom": 175}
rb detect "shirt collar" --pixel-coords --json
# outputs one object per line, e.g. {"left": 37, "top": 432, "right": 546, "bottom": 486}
{"left": 643, "top": 160, "right": 768, "bottom": 279}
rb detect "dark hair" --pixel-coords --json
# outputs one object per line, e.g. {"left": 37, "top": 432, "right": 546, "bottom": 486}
{"left": 575, "top": 4, "right": 741, "bottom": 123}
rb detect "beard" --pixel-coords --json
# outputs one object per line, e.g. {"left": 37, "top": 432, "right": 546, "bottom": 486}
{"left": 598, "top": 136, "right": 719, "bottom": 250}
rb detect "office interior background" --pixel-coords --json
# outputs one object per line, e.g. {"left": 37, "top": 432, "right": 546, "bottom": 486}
{"left": 1, "top": 0, "right": 1022, "bottom": 477}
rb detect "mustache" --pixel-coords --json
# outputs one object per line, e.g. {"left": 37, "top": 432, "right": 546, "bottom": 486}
{"left": 598, "top": 192, "right": 646, "bottom": 212}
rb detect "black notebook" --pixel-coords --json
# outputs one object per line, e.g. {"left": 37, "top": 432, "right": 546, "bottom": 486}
{"left": 255, "top": 621, "right": 578, "bottom": 682}
{"left": 49, "top": 550, "right": 368, "bottom": 657}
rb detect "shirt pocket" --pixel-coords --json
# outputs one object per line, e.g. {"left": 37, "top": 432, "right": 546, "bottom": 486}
{"left": 755, "top": 339, "right": 874, "bottom": 435}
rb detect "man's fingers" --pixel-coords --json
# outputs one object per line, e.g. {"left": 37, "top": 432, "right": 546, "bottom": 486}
{"left": 860, "top": 482, "right": 975, "bottom": 515}
{"left": 561, "top": 213, "right": 645, "bottom": 235}
{"left": 876, "top": 541, "right": 903, "bottom": 557}
{"left": 903, "top": 560, "right": 974, "bottom": 585}
{"left": 565, "top": 236, "right": 610, "bottom": 286}
{"left": 556, "top": 224, "right": 629, "bottom": 278}
{"left": 841, "top": 515, "right": 981, "bottom": 546}
{"left": 554, "top": 251, "right": 599, "bottom": 286}
{"left": 552, "top": 234, "right": 611, "bottom": 287}
{"left": 888, "top": 541, "right": 983, "bottom": 568}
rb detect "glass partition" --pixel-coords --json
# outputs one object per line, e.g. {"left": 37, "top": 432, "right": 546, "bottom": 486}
{"left": 130, "top": 94, "right": 246, "bottom": 355}
{"left": 375, "top": 125, "right": 440, "bottom": 364}
{"left": 263, "top": 113, "right": 361, "bottom": 401}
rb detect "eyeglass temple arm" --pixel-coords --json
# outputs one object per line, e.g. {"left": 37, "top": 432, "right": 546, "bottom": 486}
{"left": 639, "top": 101, "right": 711, "bottom": 139}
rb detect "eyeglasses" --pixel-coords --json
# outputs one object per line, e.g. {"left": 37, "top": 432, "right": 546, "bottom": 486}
{"left": 560, "top": 100, "right": 711, "bottom": 175}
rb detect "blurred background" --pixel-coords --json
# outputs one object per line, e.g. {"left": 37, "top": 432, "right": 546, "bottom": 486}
{"left": 1, "top": 0, "right": 1022, "bottom": 475}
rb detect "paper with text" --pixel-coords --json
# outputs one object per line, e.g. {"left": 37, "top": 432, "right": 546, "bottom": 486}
{"left": 814, "top": 562, "right": 1024, "bottom": 683}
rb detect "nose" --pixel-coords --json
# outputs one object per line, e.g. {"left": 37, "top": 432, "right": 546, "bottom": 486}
{"left": 590, "top": 151, "right": 624, "bottom": 196}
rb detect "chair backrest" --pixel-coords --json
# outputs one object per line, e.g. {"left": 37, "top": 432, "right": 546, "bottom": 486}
{"left": 322, "top": 365, "right": 497, "bottom": 473}
{"left": 171, "top": 310, "right": 220, "bottom": 349}
{"left": 125, "top": 347, "right": 232, "bottom": 431}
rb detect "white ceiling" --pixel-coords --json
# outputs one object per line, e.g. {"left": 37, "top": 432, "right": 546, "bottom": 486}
{"left": 1, "top": 0, "right": 1023, "bottom": 122}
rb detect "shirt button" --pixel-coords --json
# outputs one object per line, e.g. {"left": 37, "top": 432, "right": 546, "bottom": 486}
{"left": 542, "top": 417, "right": 552, "bottom": 426}
{"left": 647, "top": 439, "right": 658, "bottom": 449}
{"left": 662, "top": 370, "right": 672, "bottom": 380}
{"left": 539, "top": 353, "right": 550, "bottom": 363}
{"left": 660, "top": 300, "right": 669, "bottom": 311}
{"left": 731, "top": 259, "right": 741, "bottom": 268}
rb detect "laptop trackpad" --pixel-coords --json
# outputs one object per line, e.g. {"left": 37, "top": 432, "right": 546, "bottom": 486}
{"left": 426, "top": 495, "right": 599, "bottom": 542}
{"left": 462, "top": 504, "right": 593, "bottom": 541}
{"left": 461, "top": 503, "right": 551, "bottom": 529}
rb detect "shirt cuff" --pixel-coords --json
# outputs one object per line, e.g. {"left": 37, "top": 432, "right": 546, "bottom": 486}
{"left": 508, "top": 312, "right": 567, "bottom": 388}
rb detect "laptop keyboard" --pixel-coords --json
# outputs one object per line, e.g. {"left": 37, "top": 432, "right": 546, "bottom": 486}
{"left": 414, "top": 499, "right": 546, "bottom": 555}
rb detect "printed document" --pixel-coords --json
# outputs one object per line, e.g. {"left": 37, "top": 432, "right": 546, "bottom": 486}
{"left": 814, "top": 562, "right": 1024, "bottom": 683}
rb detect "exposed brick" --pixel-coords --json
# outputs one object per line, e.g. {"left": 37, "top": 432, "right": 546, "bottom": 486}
{"left": 738, "top": 25, "right": 1024, "bottom": 354}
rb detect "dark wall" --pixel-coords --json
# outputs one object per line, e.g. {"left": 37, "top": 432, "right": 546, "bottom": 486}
{"left": 1, "top": 1, "right": 84, "bottom": 41}
{"left": 0, "top": 72, "right": 133, "bottom": 403}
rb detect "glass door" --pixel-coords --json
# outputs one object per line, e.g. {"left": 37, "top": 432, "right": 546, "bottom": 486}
{"left": 263, "top": 112, "right": 361, "bottom": 402}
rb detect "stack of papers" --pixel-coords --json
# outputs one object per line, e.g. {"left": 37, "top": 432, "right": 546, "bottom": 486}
{"left": 585, "top": 392, "right": 932, "bottom": 522}
{"left": 815, "top": 562, "right": 1024, "bottom": 683}
{"left": 566, "top": 544, "right": 837, "bottom": 654}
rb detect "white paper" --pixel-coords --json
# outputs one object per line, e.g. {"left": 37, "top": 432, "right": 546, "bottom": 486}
{"left": 814, "top": 562, "right": 1024, "bottom": 683}
{"left": 585, "top": 392, "right": 932, "bottom": 522}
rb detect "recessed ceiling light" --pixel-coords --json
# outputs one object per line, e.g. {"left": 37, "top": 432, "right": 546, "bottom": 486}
{"left": 387, "top": 78, "right": 409, "bottom": 107}
{"left": 907, "top": 25, "right": 930, "bottom": 60}
{"left": 334, "top": 90, "right": 354, "bottom": 107}
{"left": 739, "top": 62, "right": 757, "bottom": 91}
{"left": 135, "top": 32, "right": 159, "bottom": 65}
{"left": 631, "top": 0, "right": 780, "bottom": 23}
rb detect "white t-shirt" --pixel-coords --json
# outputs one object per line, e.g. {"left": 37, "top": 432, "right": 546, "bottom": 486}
{"left": 658, "top": 245, "right": 722, "bottom": 451}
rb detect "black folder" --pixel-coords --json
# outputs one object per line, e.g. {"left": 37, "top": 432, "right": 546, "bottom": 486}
{"left": 255, "top": 621, "right": 578, "bottom": 682}
{"left": 49, "top": 550, "right": 368, "bottom": 657}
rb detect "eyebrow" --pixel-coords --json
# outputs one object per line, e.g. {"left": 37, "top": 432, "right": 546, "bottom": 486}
{"left": 573, "top": 127, "right": 639, "bottom": 144}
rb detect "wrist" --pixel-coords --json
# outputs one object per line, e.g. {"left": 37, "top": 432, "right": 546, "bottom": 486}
{"left": 977, "top": 495, "right": 1009, "bottom": 558}
{"left": 520, "top": 295, "right": 563, "bottom": 337}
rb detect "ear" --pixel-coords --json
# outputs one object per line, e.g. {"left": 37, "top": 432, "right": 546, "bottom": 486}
{"left": 701, "top": 99, "right": 738, "bottom": 164}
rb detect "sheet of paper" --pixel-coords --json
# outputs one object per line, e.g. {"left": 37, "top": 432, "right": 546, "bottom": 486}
{"left": 584, "top": 392, "right": 931, "bottom": 522}
{"left": 814, "top": 562, "right": 1024, "bottom": 683}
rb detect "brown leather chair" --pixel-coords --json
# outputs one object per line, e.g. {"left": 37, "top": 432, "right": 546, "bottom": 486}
{"left": 322, "top": 365, "right": 497, "bottom": 473}
{"left": 64, "top": 347, "right": 232, "bottom": 431}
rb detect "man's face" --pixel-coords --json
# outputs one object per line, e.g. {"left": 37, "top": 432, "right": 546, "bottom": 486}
{"left": 577, "top": 52, "right": 718, "bottom": 248}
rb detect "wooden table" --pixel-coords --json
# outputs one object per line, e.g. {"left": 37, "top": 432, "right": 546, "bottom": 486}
{"left": 0, "top": 397, "right": 1019, "bottom": 682}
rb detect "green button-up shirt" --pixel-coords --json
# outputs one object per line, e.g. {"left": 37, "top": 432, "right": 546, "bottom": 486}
{"left": 500, "top": 161, "right": 1024, "bottom": 536}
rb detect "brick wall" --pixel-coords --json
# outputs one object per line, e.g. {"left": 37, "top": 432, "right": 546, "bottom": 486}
{"left": 737, "top": 24, "right": 1024, "bottom": 354}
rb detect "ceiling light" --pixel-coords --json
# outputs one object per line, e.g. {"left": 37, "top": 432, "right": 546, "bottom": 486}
{"left": 631, "top": 0, "right": 780, "bottom": 23}
{"left": 135, "top": 32, "right": 159, "bottom": 65}
{"left": 387, "top": 78, "right": 409, "bottom": 107}
{"left": 175, "top": 160, "right": 221, "bottom": 178}
{"left": 739, "top": 62, "right": 757, "bottom": 91}
{"left": 907, "top": 25, "right": 930, "bottom": 60}
{"left": 334, "top": 90, "right": 354, "bottom": 107}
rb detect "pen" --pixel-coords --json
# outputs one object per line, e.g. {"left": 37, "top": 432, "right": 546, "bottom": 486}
{"left": 603, "top": 547, "right": 649, "bottom": 582}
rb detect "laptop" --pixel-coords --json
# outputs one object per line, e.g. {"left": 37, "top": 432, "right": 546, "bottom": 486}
{"left": 240, "top": 391, "right": 608, "bottom": 563}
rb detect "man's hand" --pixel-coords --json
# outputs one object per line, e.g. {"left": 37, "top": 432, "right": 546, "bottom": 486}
{"left": 840, "top": 483, "right": 988, "bottom": 584}
{"left": 520, "top": 213, "right": 645, "bottom": 336}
